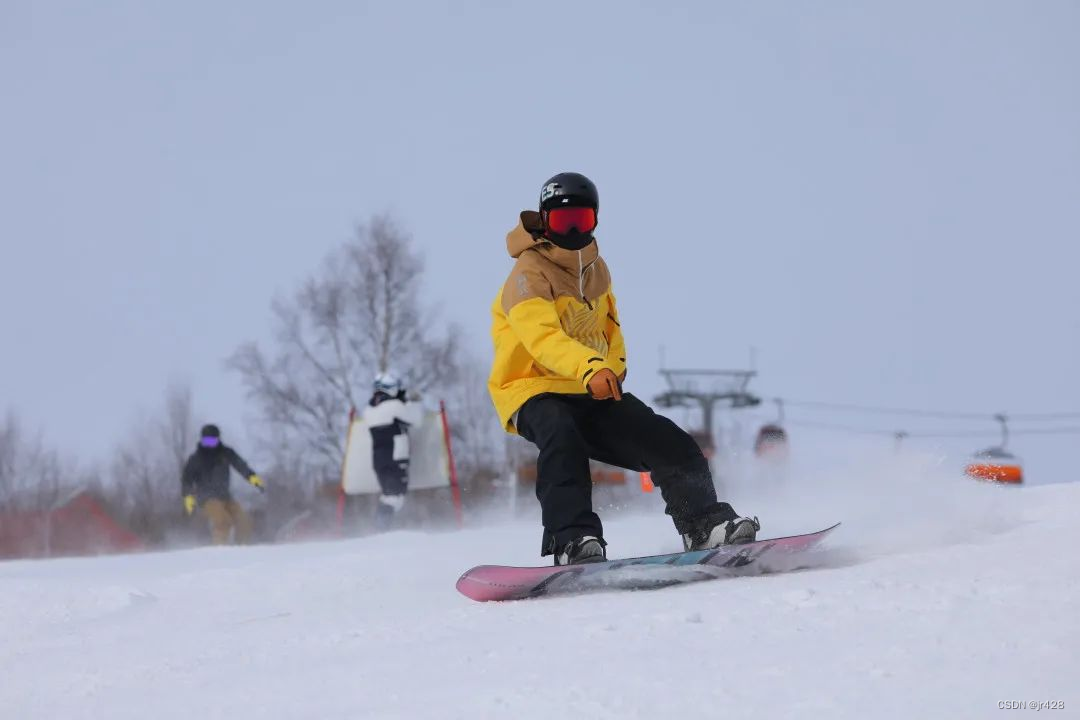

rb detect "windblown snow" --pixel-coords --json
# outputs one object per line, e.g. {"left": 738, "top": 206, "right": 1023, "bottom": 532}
{"left": 2, "top": 455, "right": 1077, "bottom": 720}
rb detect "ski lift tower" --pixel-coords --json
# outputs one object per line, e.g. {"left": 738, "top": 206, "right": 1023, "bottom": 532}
{"left": 654, "top": 369, "right": 762, "bottom": 449}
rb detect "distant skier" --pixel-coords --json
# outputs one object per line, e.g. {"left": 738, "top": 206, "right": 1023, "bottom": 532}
{"left": 363, "top": 372, "right": 423, "bottom": 529}
{"left": 181, "top": 424, "right": 265, "bottom": 544}
{"left": 488, "top": 172, "right": 760, "bottom": 565}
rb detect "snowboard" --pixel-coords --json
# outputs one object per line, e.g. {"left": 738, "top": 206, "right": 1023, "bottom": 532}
{"left": 456, "top": 523, "right": 839, "bottom": 602}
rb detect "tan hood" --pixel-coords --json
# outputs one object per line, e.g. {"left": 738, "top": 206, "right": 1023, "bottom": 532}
{"left": 506, "top": 210, "right": 545, "bottom": 258}
{"left": 505, "top": 210, "right": 599, "bottom": 272}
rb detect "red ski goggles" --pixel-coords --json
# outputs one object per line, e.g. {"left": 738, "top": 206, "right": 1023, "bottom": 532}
{"left": 545, "top": 206, "right": 597, "bottom": 235}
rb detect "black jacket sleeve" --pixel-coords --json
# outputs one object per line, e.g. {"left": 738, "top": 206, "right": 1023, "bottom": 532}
{"left": 181, "top": 455, "right": 197, "bottom": 497}
{"left": 226, "top": 447, "right": 256, "bottom": 479}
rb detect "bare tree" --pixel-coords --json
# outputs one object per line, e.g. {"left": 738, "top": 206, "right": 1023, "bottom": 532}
{"left": 230, "top": 214, "right": 460, "bottom": 482}
{"left": 160, "top": 382, "right": 196, "bottom": 478}
{"left": 108, "top": 382, "right": 197, "bottom": 540}
{"left": 0, "top": 412, "right": 20, "bottom": 510}
{"left": 439, "top": 363, "right": 505, "bottom": 486}
{"left": 0, "top": 411, "right": 64, "bottom": 513}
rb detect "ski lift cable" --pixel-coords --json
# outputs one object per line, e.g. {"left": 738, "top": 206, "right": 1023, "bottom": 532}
{"left": 785, "top": 420, "right": 1080, "bottom": 439}
{"left": 1008, "top": 426, "right": 1080, "bottom": 436}
{"left": 784, "top": 420, "right": 899, "bottom": 436}
{"left": 773, "top": 398, "right": 1080, "bottom": 421}
{"left": 1008, "top": 412, "right": 1080, "bottom": 421}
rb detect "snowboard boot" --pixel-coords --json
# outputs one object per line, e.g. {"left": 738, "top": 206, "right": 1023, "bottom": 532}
{"left": 554, "top": 536, "right": 607, "bottom": 566}
{"left": 375, "top": 493, "right": 405, "bottom": 531}
{"left": 681, "top": 516, "right": 761, "bottom": 551}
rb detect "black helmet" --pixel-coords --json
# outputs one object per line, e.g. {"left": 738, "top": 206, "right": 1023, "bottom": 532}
{"left": 539, "top": 172, "right": 599, "bottom": 213}
{"left": 200, "top": 424, "right": 221, "bottom": 439}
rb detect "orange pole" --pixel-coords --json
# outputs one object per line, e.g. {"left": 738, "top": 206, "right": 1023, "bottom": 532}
{"left": 336, "top": 406, "right": 357, "bottom": 535}
{"left": 640, "top": 472, "right": 654, "bottom": 493}
{"left": 440, "top": 401, "right": 464, "bottom": 527}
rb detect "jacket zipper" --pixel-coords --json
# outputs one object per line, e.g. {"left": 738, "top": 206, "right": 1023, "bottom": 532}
{"left": 578, "top": 250, "right": 596, "bottom": 310}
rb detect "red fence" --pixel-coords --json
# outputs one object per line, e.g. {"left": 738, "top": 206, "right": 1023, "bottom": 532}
{"left": 0, "top": 491, "right": 144, "bottom": 560}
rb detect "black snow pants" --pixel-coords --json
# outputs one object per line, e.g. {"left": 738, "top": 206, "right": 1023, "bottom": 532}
{"left": 375, "top": 464, "right": 408, "bottom": 497}
{"left": 515, "top": 392, "right": 736, "bottom": 556}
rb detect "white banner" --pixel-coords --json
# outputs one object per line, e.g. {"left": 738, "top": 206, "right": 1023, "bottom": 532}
{"left": 340, "top": 410, "right": 451, "bottom": 495}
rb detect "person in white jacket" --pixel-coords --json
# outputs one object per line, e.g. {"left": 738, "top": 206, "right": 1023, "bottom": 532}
{"left": 362, "top": 372, "right": 423, "bottom": 529}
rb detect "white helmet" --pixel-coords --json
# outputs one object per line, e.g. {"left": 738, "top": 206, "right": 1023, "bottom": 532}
{"left": 374, "top": 371, "right": 402, "bottom": 396}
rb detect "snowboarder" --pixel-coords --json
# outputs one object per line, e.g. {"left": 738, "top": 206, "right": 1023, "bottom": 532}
{"left": 363, "top": 372, "right": 424, "bottom": 529}
{"left": 488, "top": 172, "right": 760, "bottom": 565}
{"left": 181, "top": 424, "right": 265, "bottom": 545}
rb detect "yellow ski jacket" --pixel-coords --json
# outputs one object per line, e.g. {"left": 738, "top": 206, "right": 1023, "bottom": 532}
{"left": 488, "top": 211, "right": 627, "bottom": 433}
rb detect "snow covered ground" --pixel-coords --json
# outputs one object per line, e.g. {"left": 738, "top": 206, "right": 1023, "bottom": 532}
{"left": 2, "top": 454, "right": 1077, "bottom": 720}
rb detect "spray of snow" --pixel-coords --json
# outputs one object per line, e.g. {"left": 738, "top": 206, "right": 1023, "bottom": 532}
{"left": 1, "top": 442, "right": 1076, "bottom": 719}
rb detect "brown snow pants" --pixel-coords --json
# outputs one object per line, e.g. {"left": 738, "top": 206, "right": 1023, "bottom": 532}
{"left": 201, "top": 498, "right": 253, "bottom": 545}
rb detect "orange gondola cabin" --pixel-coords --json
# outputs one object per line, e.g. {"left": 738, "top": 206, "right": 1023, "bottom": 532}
{"left": 754, "top": 423, "right": 789, "bottom": 460}
{"left": 965, "top": 447, "right": 1023, "bottom": 485}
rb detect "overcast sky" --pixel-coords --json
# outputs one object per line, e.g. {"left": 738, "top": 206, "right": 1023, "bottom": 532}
{"left": 2, "top": 1, "right": 1077, "bottom": 479}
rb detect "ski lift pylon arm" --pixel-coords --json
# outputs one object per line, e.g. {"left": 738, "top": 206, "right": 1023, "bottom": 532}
{"left": 995, "top": 413, "right": 1009, "bottom": 449}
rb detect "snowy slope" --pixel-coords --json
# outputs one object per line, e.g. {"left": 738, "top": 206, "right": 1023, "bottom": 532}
{"left": 2, "top": 470, "right": 1078, "bottom": 720}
